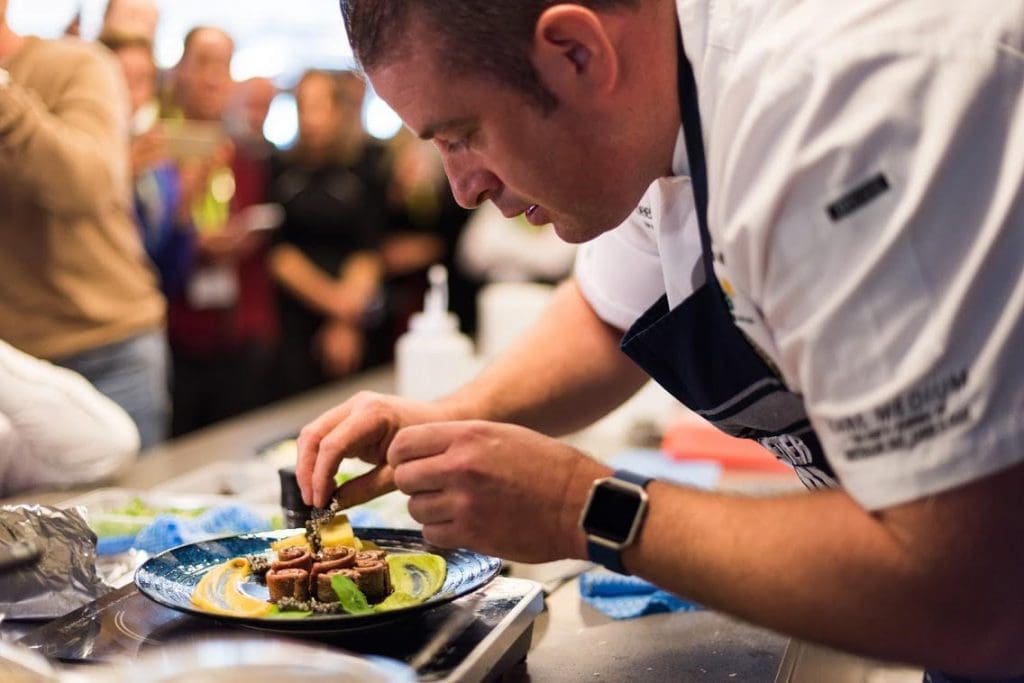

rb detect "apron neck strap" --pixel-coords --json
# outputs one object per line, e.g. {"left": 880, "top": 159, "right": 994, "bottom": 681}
{"left": 675, "top": 26, "right": 715, "bottom": 277}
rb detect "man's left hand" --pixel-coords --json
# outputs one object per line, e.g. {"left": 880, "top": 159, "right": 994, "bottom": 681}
{"left": 387, "top": 420, "right": 609, "bottom": 563}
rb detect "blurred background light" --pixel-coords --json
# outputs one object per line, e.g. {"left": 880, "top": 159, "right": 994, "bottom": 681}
{"left": 263, "top": 92, "right": 298, "bottom": 149}
{"left": 364, "top": 93, "right": 404, "bottom": 141}
{"left": 4, "top": 0, "right": 411, "bottom": 143}
{"left": 6, "top": 0, "right": 355, "bottom": 80}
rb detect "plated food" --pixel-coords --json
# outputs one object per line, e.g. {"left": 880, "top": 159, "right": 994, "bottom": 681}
{"left": 134, "top": 520, "right": 500, "bottom": 631}
{"left": 189, "top": 516, "right": 446, "bottom": 619}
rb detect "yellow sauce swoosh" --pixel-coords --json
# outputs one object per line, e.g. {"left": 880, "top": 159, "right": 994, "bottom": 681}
{"left": 190, "top": 557, "right": 272, "bottom": 618}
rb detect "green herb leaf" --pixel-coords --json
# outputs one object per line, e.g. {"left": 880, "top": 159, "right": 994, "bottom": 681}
{"left": 330, "top": 574, "right": 372, "bottom": 615}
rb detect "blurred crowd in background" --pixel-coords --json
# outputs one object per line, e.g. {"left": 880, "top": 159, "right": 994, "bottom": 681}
{"left": 0, "top": 0, "right": 577, "bottom": 486}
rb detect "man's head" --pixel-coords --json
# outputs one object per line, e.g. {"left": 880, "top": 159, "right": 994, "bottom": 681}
{"left": 342, "top": 1, "right": 636, "bottom": 112}
{"left": 103, "top": 0, "right": 159, "bottom": 42}
{"left": 229, "top": 76, "right": 276, "bottom": 139}
{"left": 174, "top": 26, "right": 234, "bottom": 121}
{"left": 101, "top": 33, "right": 156, "bottom": 114}
{"left": 295, "top": 70, "right": 340, "bottom": 151}
{"left": 343, "top": 1, "right": 680, "bottom": 243}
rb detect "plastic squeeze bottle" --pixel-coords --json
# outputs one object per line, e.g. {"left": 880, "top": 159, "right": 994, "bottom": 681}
{"left": 395, "top": 264, "right": 476, "bottom": 401}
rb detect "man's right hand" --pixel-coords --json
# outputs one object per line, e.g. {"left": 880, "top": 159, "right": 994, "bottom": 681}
{"left": 295, "top": 391, "right": 460, "bottom": 509}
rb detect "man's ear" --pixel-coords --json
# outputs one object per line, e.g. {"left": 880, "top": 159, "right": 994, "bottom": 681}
{"left": 532, "top": 5, "right": 619, "bottom": 102}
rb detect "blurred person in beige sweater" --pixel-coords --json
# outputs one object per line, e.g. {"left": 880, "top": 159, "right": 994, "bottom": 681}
{"left": 0, "top": 0, "right": 167, "bottom": 448}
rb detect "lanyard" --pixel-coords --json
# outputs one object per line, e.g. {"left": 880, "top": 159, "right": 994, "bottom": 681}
{"left": 675, "top": 28, "right": 715, "bottom": 278}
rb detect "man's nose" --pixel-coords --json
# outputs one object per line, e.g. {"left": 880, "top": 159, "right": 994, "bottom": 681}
{"left": 444, "top": 158, "right": 501, "bottom": 210}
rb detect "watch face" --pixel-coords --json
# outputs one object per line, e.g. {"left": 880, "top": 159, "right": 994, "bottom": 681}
{"left": 582, "top": 482, "right": 644, "bottom": 544}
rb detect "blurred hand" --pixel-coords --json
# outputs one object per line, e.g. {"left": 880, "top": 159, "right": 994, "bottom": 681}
{"left": 296, "top": 391, "right": 458, "bottom": 509}
{"left": 130, "top": 129, "right": 166, "bottom": 178}
{"left": 315, "top": 319, "right": 363, "bottom": 379}
{"left": 325, "top": 286, "right": 365, "bottom": 322}
{"left": 387, "top": 421, "right": 607, "bottom": 562}
{"left": 196, "top": 213, "right": 267, "bottom": 262}
{"left": 176, "top": 157, "right": 212, "bottom": 224}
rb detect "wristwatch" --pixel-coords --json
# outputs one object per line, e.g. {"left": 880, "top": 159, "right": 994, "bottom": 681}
{"left": 578, "top": 469, "right": 652, "bottom": 574}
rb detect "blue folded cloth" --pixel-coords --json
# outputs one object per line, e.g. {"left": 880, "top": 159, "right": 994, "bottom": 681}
{"left": 107, "top": 504, "right": 272, "bottom": 555}
{"left": 579, "top": 570, "right": 703, "bottom": 619}
{"left": 346, "top": 508, "right": 386, "bottom": 528}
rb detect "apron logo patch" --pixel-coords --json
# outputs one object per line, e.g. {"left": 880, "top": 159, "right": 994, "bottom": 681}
{"left": 827, "top": 173, "right": 890, "bottom": 222}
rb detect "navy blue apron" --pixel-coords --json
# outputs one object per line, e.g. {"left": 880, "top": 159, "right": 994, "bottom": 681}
{"left": 628, "top": 30, "right": 1023, "bottom": 683}
{"left": 620, "top": 35, "right": 837, "bottom": 491}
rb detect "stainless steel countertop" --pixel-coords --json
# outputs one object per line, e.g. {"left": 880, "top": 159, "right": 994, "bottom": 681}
{"left": 4, "top": 366, "right": 911, "bottom": 681}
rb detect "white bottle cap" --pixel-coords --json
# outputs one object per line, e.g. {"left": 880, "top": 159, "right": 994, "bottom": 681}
{"left": 410, "top": 264, "right": 459, "bottom": 333}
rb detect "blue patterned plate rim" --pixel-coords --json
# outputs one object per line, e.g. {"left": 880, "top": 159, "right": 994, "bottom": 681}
{"left": 134, "top": 527, "right": 502, "bottom": 628}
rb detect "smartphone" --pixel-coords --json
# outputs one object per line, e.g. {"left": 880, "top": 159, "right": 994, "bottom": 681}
{"left": 0, "top": 540, "right": 41, "bottom": 574}
{"left": 160, "top": 119, "right": 226, "bottom": 160}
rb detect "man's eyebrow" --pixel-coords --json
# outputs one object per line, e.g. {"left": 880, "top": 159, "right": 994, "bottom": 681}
{"left": 417, "top": 116, "right": 477, "bottom": 140}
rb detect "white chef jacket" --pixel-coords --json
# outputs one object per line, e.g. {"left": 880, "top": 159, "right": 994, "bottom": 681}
{"left": 0, "top": 340, "right": 139, "bottom": 496}
{"left": 576, "top": 0, "right": 1024, "bottom": 510}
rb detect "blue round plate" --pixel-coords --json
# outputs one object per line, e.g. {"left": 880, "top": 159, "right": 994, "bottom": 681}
{"left": 135, "top": 528, "right": 502, "bottom": 632}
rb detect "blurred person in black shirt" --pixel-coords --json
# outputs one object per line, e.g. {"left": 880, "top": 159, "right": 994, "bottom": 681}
{"left": 381, "top": 132, "right": 477, "bottom": 339}
{"left": 268, "top": 70, "right": 385, "bottom": 398}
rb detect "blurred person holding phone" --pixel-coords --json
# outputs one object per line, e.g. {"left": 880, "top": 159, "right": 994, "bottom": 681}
{"left": 0, "top": 0, "right": 168, "bottom": 448}
{"left": 164, "top": 27, "right": 278, "bottom": 435}
{"left": 268, "top": 70, "right": 385, "bottom": 398}
{"left": 101, "top": 31, "right": 203, "bottom": 301}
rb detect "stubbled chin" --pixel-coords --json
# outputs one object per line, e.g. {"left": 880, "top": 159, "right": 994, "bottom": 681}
{"left": 551, "top": 217, "right": 615, "bottom": 245}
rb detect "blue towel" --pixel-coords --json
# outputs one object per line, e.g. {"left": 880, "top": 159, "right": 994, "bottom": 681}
{"left": 579, "top": 570, "right": 703, "bottom": 619}
{"left": 99, "top": 504, "right": 272, "bottom": 556}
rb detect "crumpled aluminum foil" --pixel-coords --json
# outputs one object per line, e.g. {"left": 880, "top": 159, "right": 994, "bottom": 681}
{"left": 0, "top": 505, "right": 109, "bottom": 620}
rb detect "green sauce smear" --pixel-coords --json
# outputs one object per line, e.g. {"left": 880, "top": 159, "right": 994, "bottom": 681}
{"left": 374, "top": 553, "right": 447, "bottom": 612}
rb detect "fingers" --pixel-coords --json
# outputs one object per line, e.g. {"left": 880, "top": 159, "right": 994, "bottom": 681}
{"left": 330, "top": 464, "right": 397, "bottom": 510}
{"left": 392, "top": 455, "right": 450, "bottom": 495}
{"left": 420, "top": 521, "right": 459, "bottom": 549}
{"left": 405, "top": 490, "right": 452, "bottom": 526}
{"left": 296, "top": 403, "right": 352, "bottom": 505}
{"left": 387, "top": 422, "right": 472, "bottom": 468}
{"left": 312, "top": 408, "right": 398, "bottom": 508}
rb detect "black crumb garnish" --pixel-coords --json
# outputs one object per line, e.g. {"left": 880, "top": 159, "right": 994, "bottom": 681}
{"left": 247, "top": 555, "right": 271, "bottom": 578}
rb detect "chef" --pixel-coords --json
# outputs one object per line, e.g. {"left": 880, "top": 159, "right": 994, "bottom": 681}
{"left": 297, "top": 0, "right": 1024, "bottom": 678}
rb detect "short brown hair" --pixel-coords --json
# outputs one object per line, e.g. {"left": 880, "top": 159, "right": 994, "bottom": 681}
{"left": 98, "top": 30, "right": 153, "bottom": 55}
{"left": 339, "top": 0, "right": 639, "bottom": 111}
{"left": 181, "top": 26, "right": 234, "bottom": 61}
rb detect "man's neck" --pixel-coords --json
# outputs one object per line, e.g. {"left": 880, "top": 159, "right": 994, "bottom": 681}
{"left": 0, "top": 21, "right": 26, "bottom": 63}
{"left": 628, "top": 0, "right": 683, "bottom": 178}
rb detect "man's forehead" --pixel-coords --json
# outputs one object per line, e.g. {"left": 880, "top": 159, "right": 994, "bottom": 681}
{"left": 368, "top": 49, "right": 479, "bottom": 139}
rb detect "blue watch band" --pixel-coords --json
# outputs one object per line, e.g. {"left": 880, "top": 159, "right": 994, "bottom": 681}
{"left": 583, "top": 469, "right": 653, "bottom": 575}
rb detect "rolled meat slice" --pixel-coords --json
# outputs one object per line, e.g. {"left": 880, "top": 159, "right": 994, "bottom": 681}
{"left": 316, "top": 568, "right": 361, "bottom": 603}
{"left": 355, "top": 550, "right": 387, "bottom": 562}
{"left": 272, "top": 546, "right": 313, "bottom": 573}
{"left": 352, "top": 559, "right": 391, "bottom": 602}
{"left": 309, "top": 546, "right": 356, "bottom": 589}
{"left": 266, "top": 568, "right": 310, "bottom": 603}
{"left": 320, "top": 546, "right": 357, "bottom": 563}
